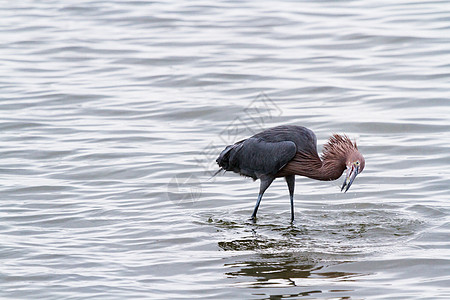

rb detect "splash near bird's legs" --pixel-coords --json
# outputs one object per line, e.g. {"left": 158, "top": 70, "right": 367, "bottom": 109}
{"left": 285, "top": 175, "right": 295, "bottom": 223}
{"left": 251, "top": 176, "right": 274, "bottom": 222}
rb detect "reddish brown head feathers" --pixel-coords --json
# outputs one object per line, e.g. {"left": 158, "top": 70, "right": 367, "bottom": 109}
{"left": 322, "top": 134, "right": 365, "bottom": 171}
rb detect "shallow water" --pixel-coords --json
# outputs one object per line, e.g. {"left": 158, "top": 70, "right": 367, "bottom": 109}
{"left": 1, "top": 0, "right": 450, "bottom": 299}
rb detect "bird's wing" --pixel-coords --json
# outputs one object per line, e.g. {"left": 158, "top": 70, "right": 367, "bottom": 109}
{"left": 229, "top": 138, "right": 297, "bottom": 178}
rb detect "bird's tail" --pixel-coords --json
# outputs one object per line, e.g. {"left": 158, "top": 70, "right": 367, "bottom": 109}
{"left": 209, "top": 167, "right": 224, "bottom": 180}
{"left": 216, "top": 145, "right": 234, "bottom": 170}
{"left": 214, "top": 139, "right": 245, "bottom": 177}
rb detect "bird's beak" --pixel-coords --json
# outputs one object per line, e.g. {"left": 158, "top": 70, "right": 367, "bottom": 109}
{"left": 341, "top": 165, "right": 359, "bottom": 193}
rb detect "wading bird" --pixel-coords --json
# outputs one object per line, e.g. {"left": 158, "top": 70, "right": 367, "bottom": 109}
{"left": 216, "top": 125, "right": 365, "bottom": 222}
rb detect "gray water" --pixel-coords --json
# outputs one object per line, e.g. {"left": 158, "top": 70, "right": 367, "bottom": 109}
{"left": 1, "top": 1, "right": 449, "bottom": 299}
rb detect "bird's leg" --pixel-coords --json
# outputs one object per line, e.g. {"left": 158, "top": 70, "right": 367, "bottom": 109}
{"left": 251, "top": 176, "right": 274, "bottom": 221}
{"left": 285, "top": 175, "right": 295, "bottom": 223}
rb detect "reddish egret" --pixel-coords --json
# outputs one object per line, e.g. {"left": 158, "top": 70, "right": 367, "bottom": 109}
{"left": 216, "top": 125, "right": 365, "bottom": 222}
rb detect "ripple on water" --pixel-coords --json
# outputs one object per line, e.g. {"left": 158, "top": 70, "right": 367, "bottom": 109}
{"left": 204, "top": 203, "right": 424, "bottom": 257}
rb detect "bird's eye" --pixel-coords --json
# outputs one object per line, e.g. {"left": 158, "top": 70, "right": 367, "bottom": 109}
{"left": 355, "top": 161, "right": 360, "bottom": 166}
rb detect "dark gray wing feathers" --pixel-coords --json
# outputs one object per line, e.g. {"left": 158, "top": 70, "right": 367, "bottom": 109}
{"left": 217, "top": 138, "right": 297, "bottom": 179}
{"left": 216, "top": 125, "right": 318, "bottom": 180}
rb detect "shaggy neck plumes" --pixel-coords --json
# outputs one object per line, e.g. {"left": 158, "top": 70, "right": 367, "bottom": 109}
{"left": 277, "top": 134, "right": 358, "bottom": 181}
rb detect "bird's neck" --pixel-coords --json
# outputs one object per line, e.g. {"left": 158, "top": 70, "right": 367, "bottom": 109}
{"left": 277, "top": 151, "right": 346, "bottom": 181}
{"left": 315, "top": 156, "right": 346, "bottom": 181}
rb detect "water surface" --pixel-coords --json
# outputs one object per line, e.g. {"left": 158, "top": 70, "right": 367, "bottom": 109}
{"left": 1, "top": 0, "right": 449, "bottom": 299}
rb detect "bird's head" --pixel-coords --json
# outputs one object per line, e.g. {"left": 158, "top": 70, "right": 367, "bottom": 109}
{"left": 341, "top": 150, "right": 365, "bottom": 193}
{"left": 322, "top": 134, "right": 365, "bottom": 192}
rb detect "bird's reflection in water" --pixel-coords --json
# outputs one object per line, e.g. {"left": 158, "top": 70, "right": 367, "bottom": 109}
{"left": 221, "top": 251, "right": 361, "bottom": 289}
{"left": 215, "top": 221, "right": 367, "bottom": 293}
{"left": 224, "top": 252, "right": 318, "bottom": 284}
{"left": 208, "top": 207, "right": 420, "bottom": 294}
